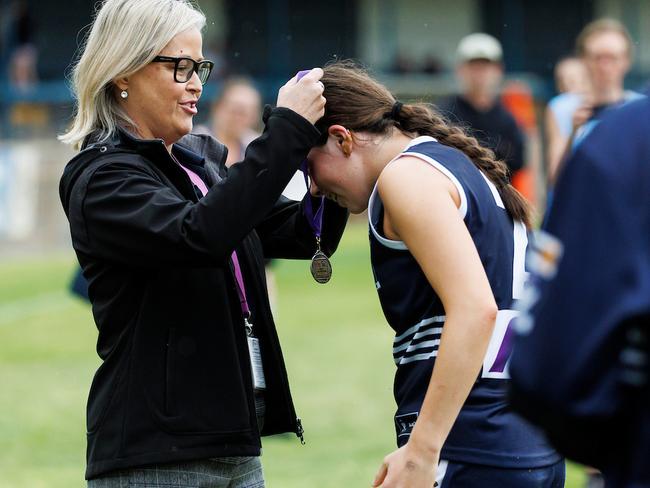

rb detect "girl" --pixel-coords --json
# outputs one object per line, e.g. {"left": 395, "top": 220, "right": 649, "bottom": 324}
{"left": 307, "top": 62, "right": 563, "bottom": 488}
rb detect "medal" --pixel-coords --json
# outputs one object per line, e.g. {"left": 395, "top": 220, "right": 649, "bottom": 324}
{"left": 310, "top": 238, "right": 332, "bottom": 284}
{"left": 301, "top": 161, "right": 333, "bottom": 284}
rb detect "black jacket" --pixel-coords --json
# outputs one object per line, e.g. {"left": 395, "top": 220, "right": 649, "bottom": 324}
{"left": 59, "top": 107, "right": 348, "bottom": 479}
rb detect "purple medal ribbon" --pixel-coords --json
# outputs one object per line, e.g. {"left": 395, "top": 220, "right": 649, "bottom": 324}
{"left": 301, "top": 160, "right": 332, "bottom": 284}
{"left": 296, "top": 68, "right": 332, "bottom": 284}
{"left": 300, "top": 160, "right": 324, "bottom": 239}
{"left": 296, "top": 69, "right": 311, "bottom": 80}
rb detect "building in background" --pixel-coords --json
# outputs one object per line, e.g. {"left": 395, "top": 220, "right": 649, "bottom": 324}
{"left": 1, "top": 0, "right": 649, "bottom": 246}
{"left": 3, "top": 0, "right": 648, "bottom": 99}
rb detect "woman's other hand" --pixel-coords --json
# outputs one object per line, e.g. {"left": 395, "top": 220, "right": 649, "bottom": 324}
{"left": 276, "top": 67, "right": 326, "bottom": 124}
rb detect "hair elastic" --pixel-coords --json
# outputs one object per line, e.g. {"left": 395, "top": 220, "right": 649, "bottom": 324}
{"left": 390, "top": 101, "right": 403, "bottom": 121}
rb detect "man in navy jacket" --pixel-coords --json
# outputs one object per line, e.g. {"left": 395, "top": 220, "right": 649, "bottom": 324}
{"left": 510, "top": 96, "right": 649, "bottom": 487}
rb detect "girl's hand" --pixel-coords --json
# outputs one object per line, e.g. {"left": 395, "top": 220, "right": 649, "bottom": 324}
{"left": 372, "top": 440, "right": 439, "bottom": 488}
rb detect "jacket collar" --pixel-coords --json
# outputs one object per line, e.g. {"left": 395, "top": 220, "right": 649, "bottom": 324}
{"left": 83, "top": 127, "right": 228, "bottom": 178}
{"left": 83, "top": 126, "right": 168, "bottom": 157}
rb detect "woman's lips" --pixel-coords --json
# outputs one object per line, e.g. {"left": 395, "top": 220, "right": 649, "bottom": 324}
{"left": 180, "top": 101, "right": 198, "bottom": 115}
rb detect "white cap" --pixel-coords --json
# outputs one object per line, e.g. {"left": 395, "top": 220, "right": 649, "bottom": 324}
{"left": 456, "top": 33, "right": 503, "bottom": 63}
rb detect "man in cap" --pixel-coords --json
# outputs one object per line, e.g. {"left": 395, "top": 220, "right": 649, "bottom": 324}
{"left": 438, "top": 33, "right": 525, "bottom": 178}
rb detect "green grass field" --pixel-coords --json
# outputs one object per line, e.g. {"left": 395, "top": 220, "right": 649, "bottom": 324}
{"left": 0, "top": 222, "right": 585, "bottom": 487}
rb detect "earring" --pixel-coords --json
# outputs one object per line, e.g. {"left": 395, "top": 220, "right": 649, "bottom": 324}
{"left": 120, "top": 90, "right": 128, "bottom": 99}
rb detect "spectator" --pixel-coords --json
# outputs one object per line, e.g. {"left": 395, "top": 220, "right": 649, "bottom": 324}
{"left": 209, "top": 77, "right": 262, "bottom": 166}
{"left": 544, "top": 56, "right": 590, "bottom": 185}
{"left": 546, "top": 19, "right": 643, "bottom": 184}
{"left": 7, "top": 0, "right": 38, "bottom": 90}
{"left": 554, "top": 56, "right": 590, "bottom": 95}
{"left": 438, "top": 33, "right": 525, "bottom": 179}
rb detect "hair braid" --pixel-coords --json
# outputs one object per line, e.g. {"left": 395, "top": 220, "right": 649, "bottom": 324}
{"left": 402, "top": 105, "right": 510, "bottom": 183}
{"left": 399, "top": 104, "right": 532, "bottom": 226}
{"left": 318, "top": 61, "right": 532, "bottom": 227}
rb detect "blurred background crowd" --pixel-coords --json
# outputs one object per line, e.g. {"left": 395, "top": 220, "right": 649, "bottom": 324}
{"left": 0, "top": 0, "right": 648, "bottom": 250}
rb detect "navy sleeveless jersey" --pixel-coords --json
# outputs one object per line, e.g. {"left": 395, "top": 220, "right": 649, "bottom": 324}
{"left": 368, "top": 136, "right": 559, "bottom": 468}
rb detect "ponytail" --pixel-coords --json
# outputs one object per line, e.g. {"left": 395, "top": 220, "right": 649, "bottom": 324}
{"left": 318, "top": 61, "right": 533, "bottom": 228}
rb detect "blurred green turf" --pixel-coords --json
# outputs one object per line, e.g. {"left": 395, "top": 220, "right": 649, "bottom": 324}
{"left": 0, "top": 223, "right": 586, "bottom": 487}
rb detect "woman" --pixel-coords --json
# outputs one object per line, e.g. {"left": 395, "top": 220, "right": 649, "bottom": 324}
{"left": 544, "top": 55, "right": 591, "bottom": 186}
{"left": 307, "top": 62, "right": 563, "bottom": 487}
{"left": 208, "top": 77, "right": 262, "bottom": 167}
{"left": 58, "top": 1, "right": 347, "bottom": 486}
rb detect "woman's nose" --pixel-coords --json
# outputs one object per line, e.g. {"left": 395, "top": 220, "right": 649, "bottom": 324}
{"left": 187, "top": 71, "right": 203, "bottom": 94}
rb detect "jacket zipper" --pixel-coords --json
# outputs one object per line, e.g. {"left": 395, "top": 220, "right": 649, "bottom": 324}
{"left": 295, "top": 416, "right": 305, "bottom": 445}
{"left": 234, "top": 235, "right": 306, "bottom": 444}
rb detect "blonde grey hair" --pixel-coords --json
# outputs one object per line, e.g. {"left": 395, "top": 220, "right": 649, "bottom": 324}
{"left": 59, "top": 0, "right": 206, "bottom": 149}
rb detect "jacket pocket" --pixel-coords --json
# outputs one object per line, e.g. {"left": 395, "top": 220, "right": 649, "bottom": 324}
{"left": 145, "top": 325, "right": 253, "bottom": 435}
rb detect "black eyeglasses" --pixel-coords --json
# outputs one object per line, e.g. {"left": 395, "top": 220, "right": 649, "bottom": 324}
{"left": 151, "top": 56, "right": 214, "bottom": 85}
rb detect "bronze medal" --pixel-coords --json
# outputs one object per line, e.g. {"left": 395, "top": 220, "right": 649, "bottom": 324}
{"left": 310, "top": 250, "right": 332, "bottom": 284}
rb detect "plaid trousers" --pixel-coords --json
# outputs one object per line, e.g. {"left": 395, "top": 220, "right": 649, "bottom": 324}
{"left": 87, "top": 457, "right": 265, "bottom": 488}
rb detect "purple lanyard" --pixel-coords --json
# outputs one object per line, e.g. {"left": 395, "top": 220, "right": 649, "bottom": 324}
{"left": 230, "top": 250, "right": 251, "bottom": 319}
{"left": 300, "top": 160, "right": 324, "bottom": 239}
{"left": 175, "top": 157, "right": 251, "bottom": 320}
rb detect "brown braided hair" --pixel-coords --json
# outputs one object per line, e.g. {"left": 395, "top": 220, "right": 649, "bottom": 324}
{"left": 315, "top": 61, "right": 532, "bottom": 227}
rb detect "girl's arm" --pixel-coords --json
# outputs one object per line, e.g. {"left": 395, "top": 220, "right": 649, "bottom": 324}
{"left": 372, "top": 156, "right": 497, "bottom": 488}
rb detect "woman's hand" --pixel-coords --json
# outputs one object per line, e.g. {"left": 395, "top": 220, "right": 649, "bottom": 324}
{"left": 372, "top": 440, "right": 439, "bottom": 488}
{"left": 276, "top": 67, "right": 326, "bottom": 124}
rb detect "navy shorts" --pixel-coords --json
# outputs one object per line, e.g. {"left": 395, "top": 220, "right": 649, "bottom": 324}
{"left": 437, "top": 459, "right": 565, "bottom": 488}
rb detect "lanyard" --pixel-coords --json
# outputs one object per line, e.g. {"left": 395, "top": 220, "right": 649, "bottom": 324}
{"left": 175, "top": 156, "right": 252, "bottom": 325}
{"left": 176, "top": 151, "right": 265, "bottom": 389}
{"left": 300, "top": 160, "right": 324, "bottom": 239}
{"left": 230, "top": 250, "right": 251, "bottom": 321}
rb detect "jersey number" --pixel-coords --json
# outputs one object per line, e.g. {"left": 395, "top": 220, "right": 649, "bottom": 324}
{"left": 481, "top": 220, "right": 528, "bottom": 379}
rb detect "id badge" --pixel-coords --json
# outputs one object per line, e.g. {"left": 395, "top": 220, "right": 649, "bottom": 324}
{"left": 247, "top": 336, "right": 266, "bottom": 390}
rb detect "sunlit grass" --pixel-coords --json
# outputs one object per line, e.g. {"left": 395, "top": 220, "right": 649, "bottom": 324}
{"left": 0, "top": 223, "right": 585, "bottom": 487}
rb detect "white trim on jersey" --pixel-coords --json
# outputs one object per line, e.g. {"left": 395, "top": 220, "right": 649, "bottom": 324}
{"left": 367, "top": 135, "right": 468, "bottom": 251}
{"left": 393, "top": 327, "right": 443, "bottom": 353}
{"left": 368, "top": 196, "right": 408, "bottom": 250}
{"left": 396, "top": 339, "right": 441, "bottom": 362}
{"left": 479, "top": 171, "right": 504, "bottom": 208}
{"left": 512, "top": 221, "right": 529, "bottom": 301}
{"left": 406, "top": 135, "right": 439, "bottom": 147}
{"left": 394, "top": 315, "right": 446, "bottom": 343}
{"left": 393, "top": 315, "right": 445, "bottom": 365}
{"left": 398, "top": 349, "right": 439, "bottom": 365}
